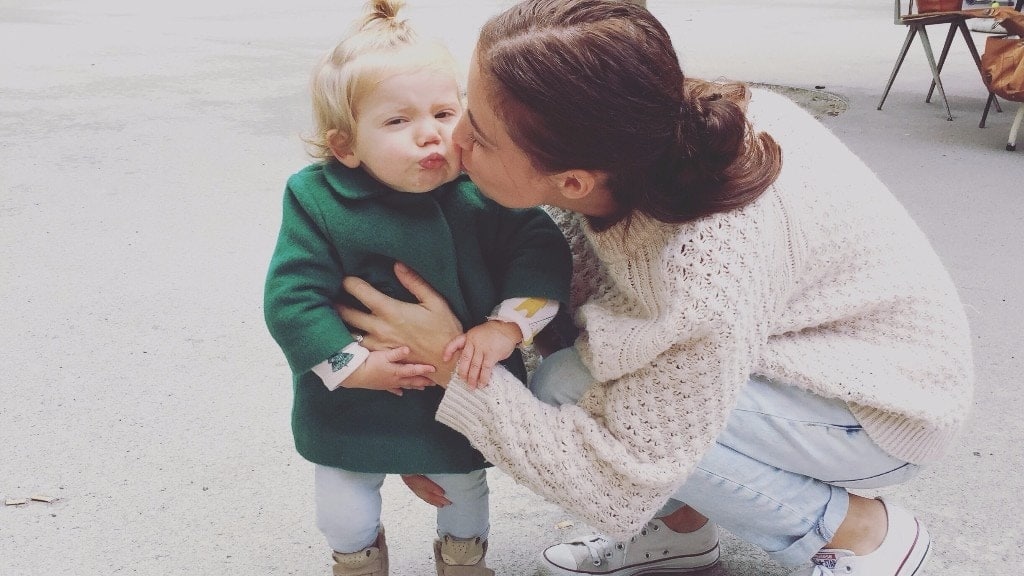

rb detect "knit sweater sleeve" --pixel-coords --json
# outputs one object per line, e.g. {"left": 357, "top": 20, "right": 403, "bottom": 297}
{"left": 436, "top": 213, "right": 770, "bottom": 539}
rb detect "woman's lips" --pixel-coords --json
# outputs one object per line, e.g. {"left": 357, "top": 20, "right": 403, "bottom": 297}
{"left": 419, "top": 153, "right": 447, "bottom": 169}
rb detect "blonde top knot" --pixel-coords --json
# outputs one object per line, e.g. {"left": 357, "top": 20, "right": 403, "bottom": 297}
{"left": 306, "top": 0, "right": 459, "bottom": 161}
{"left": 361, "top": 0, "right": 408, "bottom": 31}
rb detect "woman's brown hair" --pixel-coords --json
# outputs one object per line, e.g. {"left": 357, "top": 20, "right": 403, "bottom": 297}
{"left": 476, "top": 0, "right": 782, "bottom": 225}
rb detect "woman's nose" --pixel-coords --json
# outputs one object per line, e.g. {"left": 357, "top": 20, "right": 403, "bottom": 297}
{"left": 452, "top": 116, "right": 471, "bottom": 150}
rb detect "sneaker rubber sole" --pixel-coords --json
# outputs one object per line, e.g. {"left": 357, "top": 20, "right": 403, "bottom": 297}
{"left": 540, "top": 542, "right": 720, "bottom": 576}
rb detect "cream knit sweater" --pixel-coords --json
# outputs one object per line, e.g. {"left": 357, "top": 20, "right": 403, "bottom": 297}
{"left": 435, "top": 89, "right": 974, "bottom": 539}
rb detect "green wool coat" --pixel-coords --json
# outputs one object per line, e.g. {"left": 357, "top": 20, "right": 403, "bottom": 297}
{"left": 264, "top": 162, "right": 572, "bottom": 474}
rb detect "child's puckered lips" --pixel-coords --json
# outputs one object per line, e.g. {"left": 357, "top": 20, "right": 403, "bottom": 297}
{"left": 419, "top": 153, "right": 447, "bottom": 169}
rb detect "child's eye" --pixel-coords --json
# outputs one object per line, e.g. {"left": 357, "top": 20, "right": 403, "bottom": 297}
{"left": 384, "top": 117, "right": 407, "bottom": 126}
{"left": 436, "top": 110, "right": 457, "bottom": 120}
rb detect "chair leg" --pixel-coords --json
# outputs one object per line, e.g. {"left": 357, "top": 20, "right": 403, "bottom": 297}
{"left": 926, "top": 23, "right": 958, "bottom": 103}
{"left": 917, "top": 26, "right": 954, "bottom": 120}
{"left": 1008, "top": 104, "right": 1024, "bottom": 151}
{"left": 878, "top": 26, "right": 918, "bottom": 111}
{"left": 959, "top": 21, "right": 1003, "bottom": 113}
{"left": 980, "top": 93, "right": 997, "bottom": 128}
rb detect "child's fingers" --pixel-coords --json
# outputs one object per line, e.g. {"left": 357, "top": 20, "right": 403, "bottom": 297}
{"left": 383, "top": 346, "right": 412, "bottom": 362}
{"left": 387, "top": 388, "right": 404, "bottom": 396}
{"left": 443, "top": 334, "right": 467, "bottom": 362}
{"left": 478, "top": 362, "right": 493, "bottom": 388}
{"left": 463, "top": 352, "right": 477, "bottom": 387}
{"left": 467, "top": 350, "right": 487, "bottom": 389}
{"left": 397, "top": 375, "right": 434, "bottom": 389}
{"left": 395, "top": 363, "right": 436, "bottom": 379}
{"left": 457, "top": 343, "right": 475, "bottom": 381}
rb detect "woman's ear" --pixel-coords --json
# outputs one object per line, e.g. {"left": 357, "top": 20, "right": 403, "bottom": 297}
{"left": 549, "top": 169, "right": 619, "bottom": 218}
{"left": 552, "top": 170, "right": 602, "bottom": 200}
{"left": 327, "top": 129, "right": 360, "bottom": 168}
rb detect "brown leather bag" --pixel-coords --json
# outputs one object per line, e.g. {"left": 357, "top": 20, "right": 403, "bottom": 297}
{"left": 995, "top": 7, "right": 1024, "bottom": 37}
{"left": 982, "top": 35, "right": 1024, "bottom": 102}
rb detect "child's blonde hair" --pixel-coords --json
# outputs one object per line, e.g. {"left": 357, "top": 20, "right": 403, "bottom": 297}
{"left": 307, "top": 0, "right": 461, "bottom": 160}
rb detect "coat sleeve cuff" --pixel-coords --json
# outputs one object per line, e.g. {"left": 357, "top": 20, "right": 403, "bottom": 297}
{"left": 311, "top": 342, "right": 370, "bottom": 390}
{"left": 487, "top": 297, "right": 559, "bottom": 346}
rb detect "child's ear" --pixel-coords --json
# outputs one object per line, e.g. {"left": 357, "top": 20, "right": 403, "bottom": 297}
{"left": 327, "top": 129, "right": 360, "bottom": 168}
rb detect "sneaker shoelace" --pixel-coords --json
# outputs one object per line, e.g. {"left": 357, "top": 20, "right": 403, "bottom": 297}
{"left": 574, "top": 535, "right": 615, "bottom": 566}
{"left": 809, "top": 567, "right": 836, "bottom": 576}
{"left": 572, "top": 521, "right": 659, "bottom": 567}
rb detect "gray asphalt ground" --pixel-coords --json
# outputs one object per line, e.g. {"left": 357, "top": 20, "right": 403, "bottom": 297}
{"left": 2, "top": 1, "right": 1022, "bottom": 575}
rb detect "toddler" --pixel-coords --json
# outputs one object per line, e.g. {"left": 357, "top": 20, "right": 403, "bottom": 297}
{"left": 262, "top": 1, "right": 572, "bottom": 575}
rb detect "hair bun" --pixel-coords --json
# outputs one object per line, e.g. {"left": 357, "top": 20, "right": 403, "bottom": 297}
{"left": 678, "top": 81, "right": 749, "bottom": 171}
{"left": 363, "top": 0, "right": 406, "bottom": 29}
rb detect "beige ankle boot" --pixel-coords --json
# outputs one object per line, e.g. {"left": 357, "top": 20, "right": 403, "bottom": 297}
{"left": 331, "top": 528, "right": 388, "bottom": 576}
{"left": 433, "top": 535, "right": 495, "bottom": 576}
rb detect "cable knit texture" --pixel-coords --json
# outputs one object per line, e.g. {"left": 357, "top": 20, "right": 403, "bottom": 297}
{"left": 434, "top": 89, "right": 974, "bottom": 540}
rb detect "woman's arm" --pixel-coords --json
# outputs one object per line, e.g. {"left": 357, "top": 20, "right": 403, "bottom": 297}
{"left": 337, "top": 262, "right": 463, "bottom": 383}
{"left": 338, "top": 258, "right": 754, "bottom": 541}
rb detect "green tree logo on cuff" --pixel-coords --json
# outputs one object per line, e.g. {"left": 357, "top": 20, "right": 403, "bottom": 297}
{"left": 328, "top": 351, "right": 355, "bottom": 373}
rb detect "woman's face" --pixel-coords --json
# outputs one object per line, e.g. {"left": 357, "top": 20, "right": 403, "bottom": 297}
{"left": 452, "top": 53, "right": 559, "bottom": 209}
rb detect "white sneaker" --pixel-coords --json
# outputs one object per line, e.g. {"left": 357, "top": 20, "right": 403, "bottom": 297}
{"left": 540, "top": 519, "right": 720, "bottom": 576}
{"left": 789, "top": 499, "right": 931, "bottom": 576}
{"left": 969, "top": 19, "right": 1008, "bottom": 34}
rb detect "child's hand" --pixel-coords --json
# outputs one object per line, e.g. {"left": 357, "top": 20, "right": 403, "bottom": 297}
{"left": 342, "top": 346, "right": 436, "bottom": 396}
{"left": 444, "top": 320, "right": 521, "bottom": 389}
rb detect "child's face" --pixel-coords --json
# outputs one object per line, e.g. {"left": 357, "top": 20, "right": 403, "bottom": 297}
{"left": 339, "top": 69, "right": 463, "bottom": 193}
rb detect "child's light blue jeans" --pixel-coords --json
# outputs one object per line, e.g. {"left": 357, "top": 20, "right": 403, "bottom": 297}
{"left": 530, "top": 347, "right": 920, "bottom": 567}
{"left": 315, "top": 465, "right": 489, "bottom": 553}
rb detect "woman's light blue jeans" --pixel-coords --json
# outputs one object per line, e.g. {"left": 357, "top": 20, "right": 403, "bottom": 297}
{"left": 315, "top": 466, "right": 489, "bottom": 553}
{"left": 530, "top": 347, "right": 920, "bottom": 567}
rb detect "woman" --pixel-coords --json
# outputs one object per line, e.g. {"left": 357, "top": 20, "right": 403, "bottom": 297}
{"left": 338, "top": 1, "right": 974, "bottom": 575}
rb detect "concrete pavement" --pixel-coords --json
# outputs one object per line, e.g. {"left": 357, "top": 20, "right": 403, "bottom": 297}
{"left": 1, "top": 1, "right": 1021, "bottom": 574}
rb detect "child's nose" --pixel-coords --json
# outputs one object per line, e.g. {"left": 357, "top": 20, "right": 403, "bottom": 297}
{"left": 417, "top": 121, "right": 443, "bottom": 146}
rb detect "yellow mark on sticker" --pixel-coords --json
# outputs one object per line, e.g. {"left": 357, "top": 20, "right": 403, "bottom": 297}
{"left": 514, "top": 298, "right": 547, "bottom": 318}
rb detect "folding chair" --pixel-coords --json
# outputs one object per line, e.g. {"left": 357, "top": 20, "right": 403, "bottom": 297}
{"left": 878, "top": 1, "right": 999, "bottom": 120}
{"left": 979, "top": 6, "right": 1024, "bottom": 150}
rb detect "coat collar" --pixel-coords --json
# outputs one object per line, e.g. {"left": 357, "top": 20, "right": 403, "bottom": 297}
{"left": 323, "top": 160, "right": 464, "bottom": 202}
